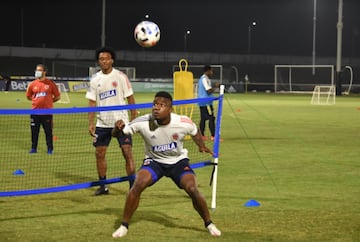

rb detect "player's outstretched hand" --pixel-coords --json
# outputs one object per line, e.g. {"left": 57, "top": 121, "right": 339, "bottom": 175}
{"left": 89, "top": 123, "right": 96, "bottom": 137}
{"left": 199, "top": 146, "right": 214, "bottom": 156}
{"left": 112, "top": 120, "right": 125, "bottom": 137}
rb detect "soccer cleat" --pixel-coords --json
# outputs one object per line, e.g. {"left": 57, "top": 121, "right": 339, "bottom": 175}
{"left": 207, "top": 223, "right": 221, "bottom": 237}
{"left": 29, "top": 148, "right": 37, "bottom": 154}
{"left": 47, "top": 149, "right": 53, "bottom": 155}
{"left": 94, "top": 186, "right": 109, "bottom": 196}
{"left": 112, "top": 225, "right": 128, "bottom": 238}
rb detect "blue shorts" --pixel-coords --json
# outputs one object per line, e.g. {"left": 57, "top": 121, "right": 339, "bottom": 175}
{"left": 140, "top": 158, "right": 195, "bottom": 189}
{"left": 93, "top": 127, "right": 132, "bottom": 147}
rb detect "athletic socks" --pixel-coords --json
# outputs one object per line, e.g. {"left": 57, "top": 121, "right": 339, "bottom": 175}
{"left": 99, "top": 176, "right": 106, "bottom": 188}
{"left": 121, "top": 222, "right": 129, "bottom": 229}
{"left": 204, "top": 220, "right": 213, "bottom": 228}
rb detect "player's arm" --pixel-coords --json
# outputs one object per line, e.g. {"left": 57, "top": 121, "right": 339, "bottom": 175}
{"left": 88, "top": 99, "right": 96, "bottom": 137}
{"left": 53, "top": 95, "right": 61, "bottom": 103}
{"left": 206, "top": 83, "right": 220, "bottom": 94}
{"left": 206, "top": 88, "right": 215, "bottom": 94}
{"left": 202, "top": 78, "right": 215, "bottom": 94}
{"left": 112, "top": 119, "right": 126, "bottom": 137}
{"left": 192, "top": 130, "right": 214, "bottom": 155}
{"left": 25, "top": 84, "right": 33, "bottom": 101}
{"left": 52, "top": 82, "right": 61, "bottom": 103}
{"left": 126, "top": 94, "right": 137, "bottom": 121}
{"left": 112, "top": 116, "right": 143, "bottom": 137}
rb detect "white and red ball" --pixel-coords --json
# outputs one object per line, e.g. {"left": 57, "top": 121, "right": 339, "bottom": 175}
{"left": 134, "top": 21, "right": 160, "bottom": 48}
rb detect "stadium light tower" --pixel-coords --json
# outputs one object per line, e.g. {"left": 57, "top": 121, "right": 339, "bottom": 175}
{"left": 247, "top": 21, "right": 257, "bottom": 54}
{"left": 101, "top": 0, "right": 106, "bottom": 47}
{"left": 335, "top": 0, "right": 343, "bottom": 96}
{"left": 184, "top": 30, "right": 191, "bottom": 52}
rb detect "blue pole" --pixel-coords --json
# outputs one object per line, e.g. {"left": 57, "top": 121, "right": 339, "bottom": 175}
{"left": 213, "top": 85, "right": 224, "bottom": 158}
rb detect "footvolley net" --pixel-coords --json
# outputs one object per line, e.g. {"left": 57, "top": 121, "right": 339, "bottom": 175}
{"left": 0, "top": 90, "right": 224, "bottom": 208}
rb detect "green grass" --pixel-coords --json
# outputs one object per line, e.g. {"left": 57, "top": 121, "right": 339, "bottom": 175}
{"left": 0, "top": 91, "right": 359, "bottom": 241}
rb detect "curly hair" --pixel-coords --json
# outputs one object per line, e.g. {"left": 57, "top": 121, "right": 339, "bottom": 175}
{"left": 95, "top": 46, "right": 116, "bottom": 61}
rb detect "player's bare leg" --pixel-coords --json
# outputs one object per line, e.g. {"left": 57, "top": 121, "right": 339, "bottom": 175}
{"left": 181, "top": 173, "right": 221, "bottom": 236}
{"left": 123, "top": 169, "right": 152, "bottom": 221}
{"left": 112, "top": 169, "right": 152, "bottom": 238}
{"left": 95, "top": 146, "right": 108, "bottom": 195}
{"left": 120, "top": 144, "right": 136, "bottom": 188}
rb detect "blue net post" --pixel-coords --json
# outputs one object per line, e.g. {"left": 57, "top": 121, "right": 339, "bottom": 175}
{"left": 211, "top": 85, "right": 224, "bottom": 209}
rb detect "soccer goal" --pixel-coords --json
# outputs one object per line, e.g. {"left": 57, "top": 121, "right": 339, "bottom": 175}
{"left": 274, "top": 65, "right": 334, "bottom": 94}
{"left": 311, "top": 85, "right": 336, "bottom": 105}
{"left": 56, "top": 83, "right": 70, "bottom": 104}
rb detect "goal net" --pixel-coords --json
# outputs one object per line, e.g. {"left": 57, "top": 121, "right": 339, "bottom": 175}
{"left": 274, "top": 65, "right": 334, "bottom": 94}
{"left": 56, "top": 83, "right": 70, "bottom": 104}
{"left": 311, "top": 85, "right": 336, "bottom": 105}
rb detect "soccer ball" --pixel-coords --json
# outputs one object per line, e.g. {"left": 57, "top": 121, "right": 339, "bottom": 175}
{"left": 134, "top": 21, "right": 160, "bottom": 48}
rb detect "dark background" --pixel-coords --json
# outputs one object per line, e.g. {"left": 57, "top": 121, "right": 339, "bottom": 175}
{"left": 1, "top": 0, "right": 359, "bottom": 57}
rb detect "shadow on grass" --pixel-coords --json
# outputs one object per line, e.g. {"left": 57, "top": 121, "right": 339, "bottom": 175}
{"left": 0, "top": 207, "right": 117, "bottom": 222}
{"left": 54, "top": 171, "right": 131, "bottom": 197}
{"left": 55, "top": 171, "right": 94, "bottom": 185}
{"left": 231, "top": 136, "right": 285, "bottom": 141}
{"left": 113, "top": 210, "right": 205, "bottom": 233}
{"left": 0, "top": 206, "right": 201, "bottom": 235}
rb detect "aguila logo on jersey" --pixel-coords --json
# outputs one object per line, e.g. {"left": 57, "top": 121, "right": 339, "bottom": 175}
{"left": 112, "top": 81, "right": 118, "bottom": 88}
{"left": 99, "top": 89, "right": 117, "bottom": 100}
{"left": 152, "top": 142, "right": 177, "bottom": 152}
{"left": 35, "top": 92, "right": 47, "bottom": 98}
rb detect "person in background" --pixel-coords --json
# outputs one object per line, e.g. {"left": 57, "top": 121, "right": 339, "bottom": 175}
{"left": 86, "top": 46, "right": 137, "bottom": 195}
{"left": 197, "top": 65, "right": 218, "bottom": 141}
{"left": 26, "top": 64, "right": 61, "bottom": 154}
{"left": 0, "top": 73, "right": 11, "bottom": 92}
{"left": 111, "top": 91, "right": 221, "bottom": 238}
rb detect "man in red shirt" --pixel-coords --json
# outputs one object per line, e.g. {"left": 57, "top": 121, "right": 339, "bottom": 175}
{"left": 26, "top": 64, "right": 61, "bottom": 154}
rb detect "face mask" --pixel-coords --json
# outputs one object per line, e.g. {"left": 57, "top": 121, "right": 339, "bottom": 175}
{"left": 35, "top": 70, "right": 43, "bottom": 78}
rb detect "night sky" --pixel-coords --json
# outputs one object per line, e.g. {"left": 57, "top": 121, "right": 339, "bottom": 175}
{"left": 1, "top": 0, "right": 359, "bottom": 57}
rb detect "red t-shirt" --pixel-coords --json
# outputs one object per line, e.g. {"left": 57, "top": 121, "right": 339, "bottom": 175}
{"left": 26, "top": 78, "right": 60, "bottom": 109}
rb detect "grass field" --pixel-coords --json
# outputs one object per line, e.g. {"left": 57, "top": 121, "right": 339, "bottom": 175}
{"left": 0, "top": 91, "right": 359, "bottom": 241}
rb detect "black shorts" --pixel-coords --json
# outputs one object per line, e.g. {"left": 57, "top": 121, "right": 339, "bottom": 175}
{"left": 93, "top": 127, "right": 132, "bottom": 147}
{"left": 140, "top": 158, "right": 195, "bottom": 189}
{"left": 200, "top": 105, "right": 214, "bottom": 120}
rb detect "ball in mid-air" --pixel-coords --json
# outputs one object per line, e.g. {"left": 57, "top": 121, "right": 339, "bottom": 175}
{"left": 134, "top": 21, "right": 160, "bottom": 48}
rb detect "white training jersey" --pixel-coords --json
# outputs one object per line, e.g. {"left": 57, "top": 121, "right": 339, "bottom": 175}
{"left": 123, "top": 113, "right": 198, "bottom": 165}
{"left": 85, "top": 68, "right": 134, "bottom": 127}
